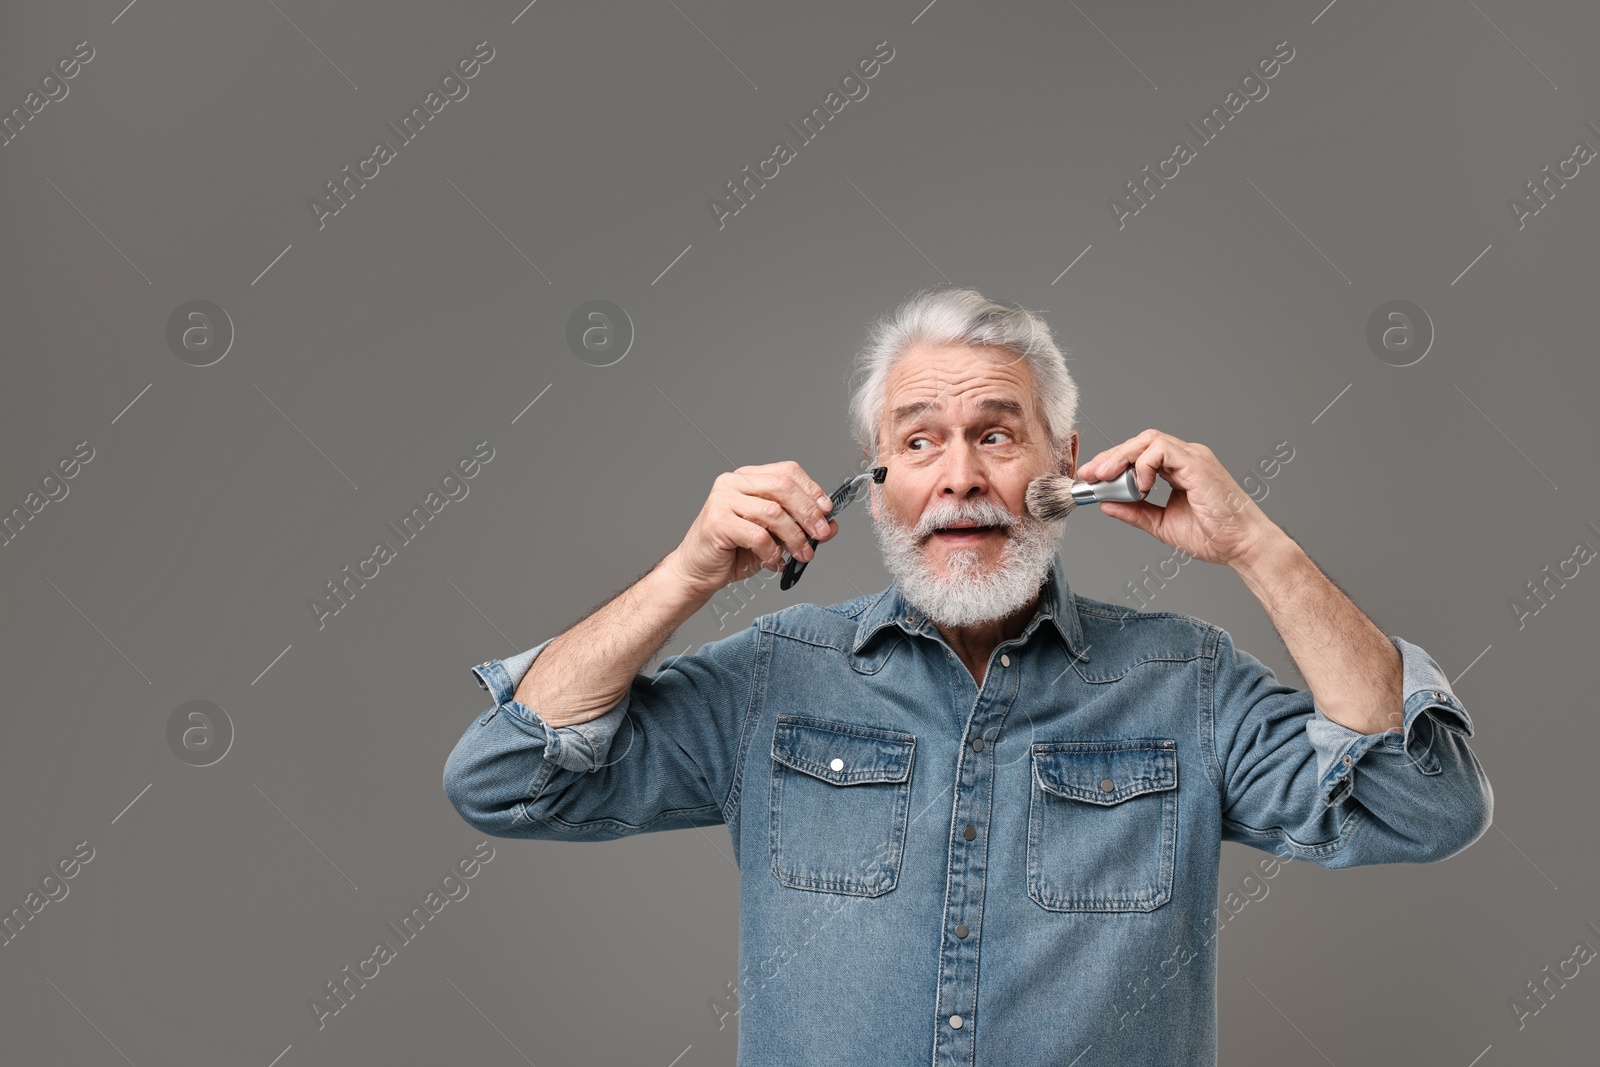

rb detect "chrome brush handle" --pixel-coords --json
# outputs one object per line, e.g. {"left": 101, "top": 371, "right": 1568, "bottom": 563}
{"left": 1074, "top": 466, "right": 1146, "bottom": 504}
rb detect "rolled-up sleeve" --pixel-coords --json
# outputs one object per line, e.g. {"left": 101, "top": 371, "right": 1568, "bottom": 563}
{"left": 442, "top": 624, "right": 762, "bottom": 843}
{"left": 463, "top": 638, "right": 631, "bottom": 774}
{"left": 1209, "top": 628, "right": 1493, "bottom": 867}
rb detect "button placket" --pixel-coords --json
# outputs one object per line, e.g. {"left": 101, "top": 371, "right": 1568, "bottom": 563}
{"left": 933, "top": 627, "right": 1025, "bottom": 1063}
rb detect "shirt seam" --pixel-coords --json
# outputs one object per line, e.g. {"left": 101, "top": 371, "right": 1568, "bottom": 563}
{"left": 763, "top": 629, "right": 849, "bottom": 654}
{"left": 1222, "top": 808, "right": 1360, "bottom": 857}
{"left": 1074, "top": 603, "right": 1197, "bottom": 623}
{"left": 543, "top": 801, "right": 725, "bottom": 835}
{"left": 1066, "top": 651, "right": 1210, "bottom": 685}
{"left": 720, "top": 624, "right": 768, "bottom": 826}
{"left": 1200, "top": 624, "right": 1226, "bottom": 801}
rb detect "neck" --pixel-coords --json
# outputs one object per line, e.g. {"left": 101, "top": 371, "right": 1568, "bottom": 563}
{"left": 933, "top": 592, "right": 1041, "bottom": 686}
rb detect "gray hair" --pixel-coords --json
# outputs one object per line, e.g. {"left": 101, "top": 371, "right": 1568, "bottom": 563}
{"left": 847, "top": 287, "right": 1079, "bottom": 464}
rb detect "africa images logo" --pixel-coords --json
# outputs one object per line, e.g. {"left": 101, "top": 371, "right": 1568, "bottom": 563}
{"left": 308, "top": 42, "right": 496, "bottom": 231}
{"left": 307, "top": 841, "right": 496, "bottom": 1030}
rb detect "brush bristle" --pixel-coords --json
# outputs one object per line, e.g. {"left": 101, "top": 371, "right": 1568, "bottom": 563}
{"left": 1025, "top": 473, "right": 1078, "bottom": 522}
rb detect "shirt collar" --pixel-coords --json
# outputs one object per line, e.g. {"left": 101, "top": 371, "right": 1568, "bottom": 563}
{"left": 849, "top": 550, "right": 1090, "bottom": 663}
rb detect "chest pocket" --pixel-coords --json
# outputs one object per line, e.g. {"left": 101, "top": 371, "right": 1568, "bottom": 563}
{"left": 1027, "top": 739, "right": 1178, "bottom": 912}
{"left": 769, "top": 715, "right": 916, "bottom": 897}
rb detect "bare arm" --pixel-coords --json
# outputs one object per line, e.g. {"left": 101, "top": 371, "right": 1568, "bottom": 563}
{"left": 1230, "top": 529, "right": 1403, "bottom": 737}
{"left": 513, "top": 461, "right": 838, "bottom": 729}
{"left": 514, "top": 552, "right": 710, "bottom": 727}
{"left": 1074, "top": 429, "right": 1403, "bottom": 739}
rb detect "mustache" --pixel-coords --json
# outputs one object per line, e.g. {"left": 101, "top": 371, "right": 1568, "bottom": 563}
{"left": 905, "top": 498, "right": 1022, "bottom": 540}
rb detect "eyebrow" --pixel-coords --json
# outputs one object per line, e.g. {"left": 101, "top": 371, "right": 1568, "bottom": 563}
{"left": 890, "top": 396, "right": 1027, "bottom": 430}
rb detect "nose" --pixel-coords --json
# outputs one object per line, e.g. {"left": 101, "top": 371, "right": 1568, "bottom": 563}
{"left": 937, "top": 439, "right": 988, "bottom": 500}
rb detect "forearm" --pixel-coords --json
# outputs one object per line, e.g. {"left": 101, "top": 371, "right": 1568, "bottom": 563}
{"left": 1229, "top": 530, "right": 1403, "bottom": 736}
{"left": 514, "top": 550, "right": 712, "bottom": 728}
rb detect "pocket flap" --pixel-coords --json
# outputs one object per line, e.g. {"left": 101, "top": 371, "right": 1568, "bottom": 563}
{"left": 1033, "top": 740, "right": 1176, "bottom": 805}
{"left": 772, "top": 716, "right": 915, "bottom": 786}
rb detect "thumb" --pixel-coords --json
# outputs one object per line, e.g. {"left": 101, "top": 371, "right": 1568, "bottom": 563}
{"left": 1098, "top": 499, "right": 1160, "bottom": 533}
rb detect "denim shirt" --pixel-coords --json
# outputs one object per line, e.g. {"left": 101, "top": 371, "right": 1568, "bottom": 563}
{"left": 443, "top": 552, "right": 1492, "bottom": 1067}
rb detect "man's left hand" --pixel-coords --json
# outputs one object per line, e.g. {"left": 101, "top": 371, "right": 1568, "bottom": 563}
{"left": 1074, "top": 429, "right": 1283, "bottom": 568}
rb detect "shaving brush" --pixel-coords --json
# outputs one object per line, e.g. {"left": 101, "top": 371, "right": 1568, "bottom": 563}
{"left": 1024, "top": 466, "right": 1148, "bottom": 521}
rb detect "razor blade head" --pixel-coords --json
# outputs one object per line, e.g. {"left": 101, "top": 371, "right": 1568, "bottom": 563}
{"left": 783, "top": 466, "right": 886, "bottom": 591}
{"left": 836, "top": 467, "right": 886, "bottom": 512}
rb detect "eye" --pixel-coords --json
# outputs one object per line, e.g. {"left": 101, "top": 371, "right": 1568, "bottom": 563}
{"left": 983, "top": 430, "right": 1013, "bottom": 445}
{"left": 907, "top": 437, "right": 930, "bottom": 451}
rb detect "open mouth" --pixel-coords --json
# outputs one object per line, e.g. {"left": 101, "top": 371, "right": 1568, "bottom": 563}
{"left": 930, "top": 524, "right": 1004, "bottom": 541}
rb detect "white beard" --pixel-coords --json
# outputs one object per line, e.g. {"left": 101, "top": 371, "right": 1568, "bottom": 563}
{"left": 870, "top": 487, "right": 1067, "bottom": 628}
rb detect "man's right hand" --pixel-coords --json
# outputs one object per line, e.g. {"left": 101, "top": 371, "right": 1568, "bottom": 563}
{"left": 666, "top": 461, "right": 840, "bottom": 600}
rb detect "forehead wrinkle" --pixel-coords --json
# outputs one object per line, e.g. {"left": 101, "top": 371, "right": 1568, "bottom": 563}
{"left": 890, "top": 394, "right": 1029, "bottom": 431}
{"left": 878, "top": 345, "right": 1043, "bottom": 451}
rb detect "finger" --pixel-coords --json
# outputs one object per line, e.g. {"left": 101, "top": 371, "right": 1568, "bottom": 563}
{"left": 724, "top": 514, "right": 790, "bottom": 572}
{"left": 1129, "top": 438, "right": 1173, "bottom": 495}
{"left": 774, "top": 460, "right": 837, "bottom": 517}
{"left": 732, "top": 468, "right": 834, "bottom": 539}
{"left": 729, "top": 493, "right": 813, "bottom": 563}
{"left": 1118, "top": 434, "right": 1200, "bottom": 495}
{"left": 1098, "top": 498, "right": 1163, "bottom": 535}
{"left": 742, "top": 462, "right": 835, "bottom": 519}
{"left": 774, "top": 462, "right": 839, "bottom": 536}
{"left": 707, "top": 503, "right": 790, "bottom": 571}
{"left": 1078, "top": 428, "right": 1163, "bottom": 481}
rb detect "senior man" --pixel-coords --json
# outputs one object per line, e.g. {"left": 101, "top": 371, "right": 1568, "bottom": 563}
{"left": 444, "top": 287, "right": 1492, "bottom": 1067}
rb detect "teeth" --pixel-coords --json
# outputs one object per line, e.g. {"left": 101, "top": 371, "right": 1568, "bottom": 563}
{"left": 926, "top": 519, "right": 1008, "bottom": 535}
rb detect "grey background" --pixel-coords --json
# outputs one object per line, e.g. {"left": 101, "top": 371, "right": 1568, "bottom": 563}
{"left": 2, "top": 0, "right": 1596, "bottom": 1064}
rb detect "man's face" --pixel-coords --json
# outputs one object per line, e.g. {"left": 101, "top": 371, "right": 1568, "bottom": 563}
{"left": 867, "top": 341, "right": 1079, "bottom": 628}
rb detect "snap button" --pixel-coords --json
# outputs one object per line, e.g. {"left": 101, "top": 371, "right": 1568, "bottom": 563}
{"left": 1100, "top": 778, "right": 1115, "bottom": 792}
{"left": 1000, "top": 654, "right": 1011, "bottom": 667}
{"left": 907, "top": 615, "right": 918, "bottom": 625}
{"left": 962, "top": 825, "right": 977, "bottom": 841}
{"left": 971, "top": 737, "right": 984, "bottom": 752}
{"left": 830, "top": 757, "right": 845, "bottom": 771}
{"left": 955, "top": 923, "right": 969, "bottom": 938}
{"left": 949, "top": 1015, "right": 963, "bottom": 1029}
{"left": 1340, "top": 754, "right": 1353, "bottom": 767}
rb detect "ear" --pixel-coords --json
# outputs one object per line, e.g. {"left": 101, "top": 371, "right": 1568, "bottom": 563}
{"left": 1060, "top": 430, "right": 1079, "bottom": 479}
